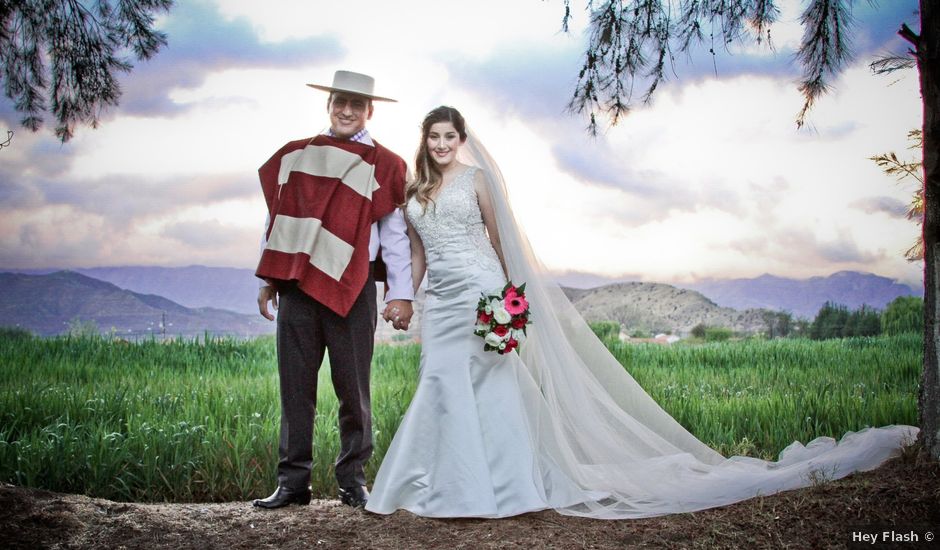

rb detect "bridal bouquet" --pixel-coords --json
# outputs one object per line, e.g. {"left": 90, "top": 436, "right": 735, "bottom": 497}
{"left": 474, "top": 282, "right": 530, "bottom": 354}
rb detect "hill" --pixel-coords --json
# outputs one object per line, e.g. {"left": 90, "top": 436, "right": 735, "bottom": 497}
{"left": 0, "top": 271, "right": 274, "bottom": 338}
{"left": 562, "top": 282, "right": 767, "bottom": 335}
{"left": 76, "top": 265, "right": 261, "bottom": 316}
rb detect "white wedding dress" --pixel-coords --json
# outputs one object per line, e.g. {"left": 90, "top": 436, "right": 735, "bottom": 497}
{"left": 367, "top": 166, "right": 551, "bottom": 517}
{"left": 365, "top": 135, "right": 918, "bottom": 519}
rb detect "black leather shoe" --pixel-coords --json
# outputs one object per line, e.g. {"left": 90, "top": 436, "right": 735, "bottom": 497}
{"left": 338, "top": 485, "right": 369, "bottom": 508}
{"left": 252, "top": 486, "right": 311, "bottom": 509}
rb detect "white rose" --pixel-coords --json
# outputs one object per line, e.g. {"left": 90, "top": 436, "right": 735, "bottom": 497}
{"left": 498, "top": 341, "right": 507, "bottom": 350}
{"left": 484, "top": 332, "right": 503, "bottom": 347}
{"left": 493, "top": 307, "right": 512, "bottom": 325}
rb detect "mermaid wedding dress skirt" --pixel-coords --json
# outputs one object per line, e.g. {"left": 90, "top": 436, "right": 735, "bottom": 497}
{"left": 365, "top": 157, "right": 918, "bottom": 519}
{"left": 366, "top": 167, "right": 551, "bottom": 517}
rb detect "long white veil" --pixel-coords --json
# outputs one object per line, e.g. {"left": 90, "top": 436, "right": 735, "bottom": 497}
{"left": 457, "top": 129, "right": 918, "bottom": 519}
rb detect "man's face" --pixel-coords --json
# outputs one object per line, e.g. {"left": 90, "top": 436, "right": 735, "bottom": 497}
{"left": 328, "top": 92, "right": 373, "bottom": 138}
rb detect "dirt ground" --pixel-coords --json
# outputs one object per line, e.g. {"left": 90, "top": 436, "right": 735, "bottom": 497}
{"left": 2, "top": 454, "right": 939, "bottom": 550}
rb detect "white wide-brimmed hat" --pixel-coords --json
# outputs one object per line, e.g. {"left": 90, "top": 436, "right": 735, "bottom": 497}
{"left": 306, "top": 70, "right": 397, "bottom": 102}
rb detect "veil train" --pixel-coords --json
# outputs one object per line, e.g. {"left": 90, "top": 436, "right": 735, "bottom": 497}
{"left": 458, "top": 130, "right": 918, "bottom": 519}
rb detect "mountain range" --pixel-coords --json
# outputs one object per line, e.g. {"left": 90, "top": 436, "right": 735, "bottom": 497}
{"left": 0, "top": 267, "right": 921, "bottom": 338}
{"left": 6, "top": 266, "right": 919, "bottom": 320}
{"left": 680, "top": 271, "right": 921, "bottom": 318}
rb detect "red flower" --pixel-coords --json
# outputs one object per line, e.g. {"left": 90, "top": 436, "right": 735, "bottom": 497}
{"left": 505, "top": 294, "right": 529, "bottom": 315}
{"left": 504, "top": 285, "right": 518, "bottom": 299}
{"left": 505, "top": 338, "right": 518, "bottom": 352}
{"left": 493, "top": 325, "right": 509, "bottom": 337}
{"left": 511, "top": 317, "right": 527, "bottom": 329}
{"left": 478, "top": 311, "right": 493, "bottom": 324}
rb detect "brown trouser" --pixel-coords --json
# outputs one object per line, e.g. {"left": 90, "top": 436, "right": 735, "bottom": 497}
{"left": 274, "top": 269, "right": 377, "bottom": 490}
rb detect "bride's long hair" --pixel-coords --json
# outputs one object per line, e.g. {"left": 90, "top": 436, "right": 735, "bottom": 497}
{"left": 406, "top": 106, "right": 467, "bottom": 211}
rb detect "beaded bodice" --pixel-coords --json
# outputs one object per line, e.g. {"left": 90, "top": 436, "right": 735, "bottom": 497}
{"left": 406, "top": 166, "right": 502, "bottom": 278}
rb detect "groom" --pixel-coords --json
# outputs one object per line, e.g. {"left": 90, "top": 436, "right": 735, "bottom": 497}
{"left": 253, "top": 70, "right": 414, "bottom": 509}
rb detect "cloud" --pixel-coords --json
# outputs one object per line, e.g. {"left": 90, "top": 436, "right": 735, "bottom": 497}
{"left": 0, "top": 206, "right": 113, "bottom": 269}
{"left": 730, "top": 227, "right": 883, "bottom": 265}
{"left": 161, "top": 219, "right": 250, "bottom": 249}
{"left": 0, "top": 0, "right": 922, "bottom": 289}
{"left": 1, "top": 168, "right": 257, "bottom": 227}
{"left": 0, "top": 99, "right": 19, "bottom": 128}
{"left": 850, "top": 196, "right": 908, "bottom": 218}
{"left": 664, "top": 0, "right": 919, "bottom": 83}
{"left": 549, "top": 142, "right": 748, "bottom": 226}
{"left": 116, "top": 0, "right": 343, "bottom": 118}
{"left": 453, "top": 0, "right": 920, "bottom": 127}
{"left": 0, "top": 129, "right": 74, "bottom": 180}
{"left": 550, "top": 269, "right": 642, "bottom": 289}
{"left": 451, "top": 43, "right": 582, "bottom": 121}
{"left": 0, "top": 0, "right": 344, "bottom": 132}
{"left": 817, "top": 235, "right": 883, "bottom": 264}
{"left": 0, "top": 204, "right": 262, "bottom": 270}
{"left": 0, "top": 129, "right": 78, "bottom": 210}
{"left": 0, "top": 178, "right": 42, "bottom": 210}
{"left": 551, "top": 141, "right": 660, "bottom": 194}
{"left": 0, "top": 166, "right": 264, "bottom": 270}
{"left": 852, "top": 1, "right": 921, "bottom": 55}
{"left": 452, "top": 17, "right": 796, "bottom": 125}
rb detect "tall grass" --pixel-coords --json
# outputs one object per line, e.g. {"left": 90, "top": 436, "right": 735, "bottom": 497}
{"left": 607, "top": 335, "right": 919, "bottom": 457}
{"left": 0, "top": 332, "right": 918, "bottom": 502}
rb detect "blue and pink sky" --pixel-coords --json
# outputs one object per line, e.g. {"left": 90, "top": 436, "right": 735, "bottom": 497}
{"left": 0, "top": 0, "right": 925, "bottom": 288}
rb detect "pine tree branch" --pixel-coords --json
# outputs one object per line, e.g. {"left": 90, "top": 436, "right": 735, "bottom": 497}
{"left": 0, "top": 0, "right": 171, "bottom": 141}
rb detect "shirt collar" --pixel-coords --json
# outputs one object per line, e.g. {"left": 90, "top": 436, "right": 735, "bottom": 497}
{"left": 325, "top": 127, "right": 374, "bottom": 147}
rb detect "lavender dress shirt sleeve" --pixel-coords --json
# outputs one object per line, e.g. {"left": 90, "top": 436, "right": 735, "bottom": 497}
{"left": 377, "top": 208, "right": 414, "bottom": 302}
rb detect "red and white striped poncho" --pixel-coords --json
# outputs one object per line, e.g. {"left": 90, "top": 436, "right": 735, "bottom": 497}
{"left": 255, "top": 134, "right": 406, "bottom": 317}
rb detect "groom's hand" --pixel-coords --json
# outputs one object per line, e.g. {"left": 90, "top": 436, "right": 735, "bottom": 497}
{"left": 383, "top": 299, "right": 413, "bottom": 331}
{"left": 258, "top": 285, "right": 278, "bottom": 321}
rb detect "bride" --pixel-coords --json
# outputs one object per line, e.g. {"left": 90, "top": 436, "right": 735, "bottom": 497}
{"left": 365, "top": 106, "right": 917, "bottom": 519}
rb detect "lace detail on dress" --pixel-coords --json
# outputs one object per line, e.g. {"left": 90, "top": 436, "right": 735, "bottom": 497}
{"left": 406, "top": 167, "right": 502, "bottom": 275}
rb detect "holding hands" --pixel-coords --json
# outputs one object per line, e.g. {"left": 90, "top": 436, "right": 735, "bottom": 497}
{"left": 383, "top": 299, "right": 414, "bottom": 331}
{"left": 260, "top": 285, "right": 413, "bottom": 331}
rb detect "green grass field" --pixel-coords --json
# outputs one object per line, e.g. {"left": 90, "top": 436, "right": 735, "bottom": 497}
{"left": 0, "top": 331, "right": 919, "bottom": 502}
